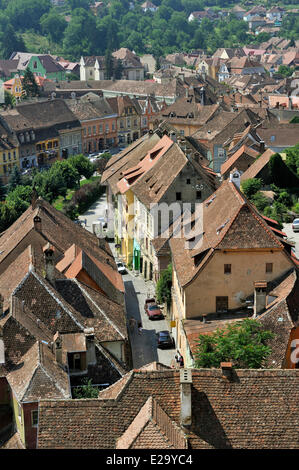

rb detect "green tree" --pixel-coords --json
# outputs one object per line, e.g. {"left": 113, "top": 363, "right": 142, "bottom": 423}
{"left": 68, "top": 154, "right": 94, "bottom": 179}
{"left": 0, "top": 22, "right": 26, "bottom": 59}
{"left": 6, "top": 0, "right": 51, "bottom": 32}
{"left": 50, "top": 160, "right": 80, "bottom": 189}
{"left": 156, "top": 263, "right": 172, "bottom": 307}
{"left": 105, "top": 49, "right": 114, "bottom": 79}
{"left": 73, "top": 378, "right": 98, "bottom": 398}
{"left": 8, "top": 166, "right": 22, "bottom": 192}
{"left": 40, "top": 11, "right": 68, "bottom": 43}
{"left": 114, "top": 59, "right": 123, "bottom": 79}
{"left": 194, "top": 319, "right": 275, "bottom": 369}
{"left": 0, "top": 178, "right": 6, "bottom": 201}
{"left": 241, "top": 178, "right": 263, "bottom": 199}
{"left": 66, "top": 0, "right": 91, "bottom": 9}
{"left": 251, "top": 191, "right": 269, "bottom": 212}
{"left": 22, "top": 67, "right": 40, "bottom": 97}
{"left": 63, "top": 8, "right": 97, "bottom": 60}
{"left": 269, "top": 153, "right": 299, "bottom": 188}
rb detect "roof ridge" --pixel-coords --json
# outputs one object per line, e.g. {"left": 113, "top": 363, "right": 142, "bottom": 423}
{"left": 73, "top": 279, "right": 126, "bottom": 340}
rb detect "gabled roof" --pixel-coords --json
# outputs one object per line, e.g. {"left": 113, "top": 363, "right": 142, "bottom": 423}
{"left": 170, "top": 180, "right": 285, "bottom": 287}
{"left": 0, "top": 198, "right": 121, "bottom": 302}
{"left": 240, "top": 148, "right": 275, "bottom": 181}
{"left": 6, "top": 341, "right": 71, "bottom": 402}
{"left": 116, "top": 396, "right": 187, "bottom": 449}
{"left": 221, "top": 144, "right": 259, "bottom": 176}
{"left": 37, "top": 366, "right": 299, "bottom": 449}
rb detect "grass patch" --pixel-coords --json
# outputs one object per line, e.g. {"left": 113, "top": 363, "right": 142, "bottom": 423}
{"left": 52, "top": 188, "right": 75, "bottom": 211}
{"left": 21, "top": 31, "right": 63, "bottom": 55}
{"left": 80, "top": 176, "right": 100, "bottom": 187}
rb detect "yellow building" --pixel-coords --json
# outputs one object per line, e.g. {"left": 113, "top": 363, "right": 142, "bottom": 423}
{"left": 0, "top": 125, "right": 20, "bottom": 184}
{"left": 170, "top": 178, "right": 295, "bottom": 366}
{"left": 36, "top": 137, "right": 60, "bottom": 167}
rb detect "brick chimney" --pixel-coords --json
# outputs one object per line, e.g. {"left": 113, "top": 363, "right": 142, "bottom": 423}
{"left": 259, "top": 140, "right": 265, "bottom": 153}
{"left": 253, "top": 280, "right": 267, "bottom": 317}
{"left": 221, "top": 362, "right": 233, "bottom": 380}
{"left": 43, "top": 243, "right": 55, "bottom": 284}
{"left": 180, "top": 368, "right": 192, "bottom": 428}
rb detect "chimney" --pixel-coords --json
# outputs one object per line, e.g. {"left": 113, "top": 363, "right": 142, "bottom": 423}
{"left": 200, "top": 87, "right": 205, "bottom": 106}
{"left": 221, "top": 362, "right": 233, "bottom": 380}
{"left": 229, "top": 170, "right": 241, "bottom": 189}
{"left": 170, "top": 131, "right": 177, "bottom": 143}
{"left": 253, "top": 281, "right": 267, "bottom": 317}
{"left": 180, "top": 368, "right": 192, "bottom": 428}
{"left": 84, "top": 327, "right": 96, "bottom": 365}
{"left": 43, "top": 243, "right": 55, "bottom": 284}
{"left": 53, "top": 332, "right": 62, "bottom": 365}
{"left": 33, "top": 215, "right": 42, "bottom": 231}
{"left": 259, "top": 140, "right": 265, "bottom": 153}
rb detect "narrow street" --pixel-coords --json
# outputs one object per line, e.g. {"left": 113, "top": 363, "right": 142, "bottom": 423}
{"left": 80, "top": 192, "right": 176, "bottom": 368}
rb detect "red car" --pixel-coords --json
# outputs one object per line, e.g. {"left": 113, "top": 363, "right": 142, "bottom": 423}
{"left": 144, "top": 298, "right": 163, "bottom": 320}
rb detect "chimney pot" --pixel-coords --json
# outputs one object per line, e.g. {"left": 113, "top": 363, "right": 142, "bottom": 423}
{"left": 180, "top": 368, "right": 192, "bottom": 428}
{"left": 253, "top": 280, "right": 267, "bottom": 317}
{"left": 43, "top": 243, "right": 55, "bottom": 284}
{"left": 33, "top": 215, "right": 42, "bottom": 231}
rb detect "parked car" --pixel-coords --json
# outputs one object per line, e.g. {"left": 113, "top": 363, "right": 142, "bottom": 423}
{"left": 144, "top": 298, "right": 163, "bottom": 320}
{"left": 88, "top": 152, "right": 99, "bottom": 158}
{"left": 292, "top": 218, "right": 299, "bottom": 233}
{"left": 116, "top": 261, "right": 127, "bottom": 274}
{"left": 156, "top": 331, "right": 175, "bottom": 349}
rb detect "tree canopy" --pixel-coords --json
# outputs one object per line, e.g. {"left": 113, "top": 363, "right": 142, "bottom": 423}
{"left": 194, "top": 319, "right": 275, "bottom": 369}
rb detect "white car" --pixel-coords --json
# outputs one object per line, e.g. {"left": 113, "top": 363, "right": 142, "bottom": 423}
{"left": 292, "top": 218, "right": 299, "bottom": 233}
{"left": 116, "top": 262, "right": 127, "bottom": 274}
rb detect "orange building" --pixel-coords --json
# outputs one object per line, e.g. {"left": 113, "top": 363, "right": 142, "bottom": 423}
{"left": 66, "top": 94, "right": 118, "bottom": 154}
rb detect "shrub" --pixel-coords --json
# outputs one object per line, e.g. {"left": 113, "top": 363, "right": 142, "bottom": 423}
{"left": 241, "top": 178, "right": 262, "bottom": 199}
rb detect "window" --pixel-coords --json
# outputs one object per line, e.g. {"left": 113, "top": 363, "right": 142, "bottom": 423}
{"left": 93, "top": 125, "right": 96, "bottom": 135}
{"left": 196, "top": 190, "right": 202, "bottom": 199}
{"left": 224, "top": 264, "right": 231, "bottom": 274}
{"left": 99, "top": 124, "right": 103, "bottom": 133}
{"left": 120, "top": 121, "right": 124, "bottom": 129}
{"left": 19, "top": 133, "right": 24, "bottom": 143}
{"left": 13, "top": 151, "right": 16, "bottom": 160}
{"left": 3, "top": 164, "right": 6, "bottom": 173}
{"left": 83, "top": 127, "right": 87, "bottom": 137}
{"left": 2, "top": 153, "right": 6, "bottom": 162}
{"left": 270, "top": 135, "right": 275, "bottom": 142}
{"left": 112, "top": 122, "right": 115, "bottom": 131}
{"left": 127, "top": 118, "right": 131, "bottom": 128}
{"left": 266, "top": 263, "right": 273, "bottom": 273}
{"left": 8, "top": 152, "right": 11, "bottom": 161}
{"left": 186, "top": 178, "right": 191, "bottom": 184}
{"left": 53, "top": 141, "right": 58, "bottom": 148}
{"left": 176, "top": 192, "right": 182, "bottom": 201}
{"left": 47, "top": 142, "right": 52, "bottom": 149}
{"left": 180, "top": 130, "right": 185, "bottom": 136}
{"left": 105, "top": 124, "right": 109, "bottom": 132}
{"left": 88, "top": 127, "right": 91, "bottom": 135}
{"left": 32, "top": 410, "right": 38, "bottom": 427}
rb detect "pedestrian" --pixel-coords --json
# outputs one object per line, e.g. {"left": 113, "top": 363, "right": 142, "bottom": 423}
{"left": 137, "top": 321, "right": 142, "bottom": 335}
{"left": 85, "top": 218, "right": 87, "bottom": 226}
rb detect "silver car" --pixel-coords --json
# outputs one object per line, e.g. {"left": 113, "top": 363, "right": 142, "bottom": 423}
{"left": 292, "top": 218, "right": 299, "bottom": 233}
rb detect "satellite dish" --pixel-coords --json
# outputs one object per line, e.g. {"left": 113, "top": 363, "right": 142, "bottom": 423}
{"left": 71, "top": 92, "right": 76, "bottom": 99}
{"left": 51, "top": 92, "right": 56, "bottom": 99}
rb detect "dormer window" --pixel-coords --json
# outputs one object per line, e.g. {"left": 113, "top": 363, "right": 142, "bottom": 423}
{"left": 19, "top": 133, "right": 24, "bottom": 143}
